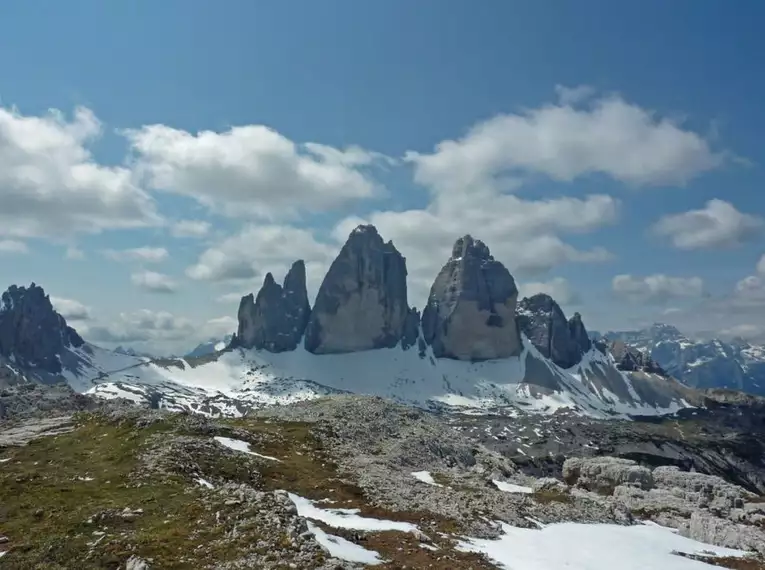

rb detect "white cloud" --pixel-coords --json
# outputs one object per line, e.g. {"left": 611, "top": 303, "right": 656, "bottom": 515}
{"left": 405, "top": 87, "right": 723, "bottom": 196}
{"left": 105, "top": 247, "right": 169, "bottom": 263}
{"left": 0, "top": 240, "right": 28, "bottom": 254}
{"left": 719, "top": 324, "right": 765, "bottom": 343}
{"left": 187, "top": 225, "right": 335, "bottom": 299}
{"left": 64, "top": 246, "right": 85, "bottom": 260}
{"left": 518, "top": 277, "right": 579, "bottom": 305}
{"left": 131, "top": 270, "right": 177, "bottom": 293}
{"left": 206, "top": 316, "right": 237, "bottom": 337}
{"left": 171, "top": 219, "right": 211, "bottom": 238}
{"left": 125, "top": 123, "right": 386, "bottom": 220}
{"left": 0, "top": 105, "right": 160, "bottom": 238}
{"left": 87, "top": 309, "right": 193, "bottom": 344}
{"left": 216, "top": 292, "right": 247, "bottom": 304}
{"left": 757, "top": 254, "right": 765, "bottom": 275}
{"left": 50, "top": 296, "right": 90, "bottom": 320}
{"left": 612, "top": 274, "right": 705, "bottom": 303}
{"left": 652, "top": 199, "right": 763, "bottom": 250}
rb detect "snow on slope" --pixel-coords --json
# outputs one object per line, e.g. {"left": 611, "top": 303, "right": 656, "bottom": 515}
{"left": 79, "top": 335, "right": 692, "bottom": 419}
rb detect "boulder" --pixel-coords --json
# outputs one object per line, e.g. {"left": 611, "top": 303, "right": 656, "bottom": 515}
{"left": 236, "top": 261, "right": 311, "bottom": 352}
{"left": 421, "top": 236, "right": 521, "bottom": 361}
{"left": 563, "top": 457, "right": 654, "bottom": 494}
{"left": 304, "top": 225, "right": 412, "bottom": 354}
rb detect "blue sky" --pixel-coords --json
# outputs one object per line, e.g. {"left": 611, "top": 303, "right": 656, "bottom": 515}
{"left": 1, "top": 1, "right": 764, "bottom": 353}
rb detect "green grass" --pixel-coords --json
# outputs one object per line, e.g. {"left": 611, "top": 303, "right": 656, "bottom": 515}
{"left": 0, "top": 413, "right": 500, "bottom": 569}
{"left": 0, "top": 415, "right": 260, "bottom": 569}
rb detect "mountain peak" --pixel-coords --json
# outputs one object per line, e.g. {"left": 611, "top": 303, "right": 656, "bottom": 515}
{"left": 517, "top": 294, "right": 590, "bottom": 368}
{"left": 0, "top": 283, "right": 84, "bottom": 375}
{"left": 451, "top": 234, "right": 492, "bottom": 261}
{"left": 304, "top": 226, "right": 413, "bottom": 354}
{"left": 422, "top": 235, "right": 521, "bottom": 361}
{"left": 237, "top": 261, "right": 311, "bottom": 353}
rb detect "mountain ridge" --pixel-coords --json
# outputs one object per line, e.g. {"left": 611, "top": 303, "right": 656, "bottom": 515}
{"left": 0, "top": 225, "right": 701, "bottom": 420}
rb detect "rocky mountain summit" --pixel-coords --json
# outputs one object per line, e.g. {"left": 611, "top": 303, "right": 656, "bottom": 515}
{"left": 422, "top": 235, "right": 522, "bottom": 361}
{"left": 0, "top": 284, "right": 84, "bottom": 381}
{"left": 236, "top": 260, "right": 311, "bottom": 352}
{"left": 304, "top": 225, "right": 417, "bottom": 354}
{"left": 602, "top": 323, "right": 765, "bottom": 396}
{"left": 516, "top": 294, "right": 591, "bottom": 369}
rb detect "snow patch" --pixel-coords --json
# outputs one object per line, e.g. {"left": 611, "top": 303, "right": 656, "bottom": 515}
{"left": 411, "top": 471, "right": 443, "bottom": 487}
{"left": 213, "top": 436, "right": 281, "bottom": 462}
{"left": 287, "top": 493, "right": 419, "bottom": 533}
{"left": 307, "top": 521, "right": 384, "bottom": 565}
{"left": 457, "top": 521, "right": 748, "bottom": 570}
{"left": 492, "top": 481, "right": 532, "bottom": 494}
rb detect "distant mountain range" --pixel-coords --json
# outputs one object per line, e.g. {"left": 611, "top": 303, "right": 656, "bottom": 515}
{"left": 594, "top": 323, "right": 765, "bottom": 396}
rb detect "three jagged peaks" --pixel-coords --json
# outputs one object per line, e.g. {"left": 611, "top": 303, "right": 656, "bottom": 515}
{"left": 235, "top": 226, "right": 593, "bottom": 367}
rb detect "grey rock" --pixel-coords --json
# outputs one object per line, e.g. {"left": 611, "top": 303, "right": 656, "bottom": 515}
{"left": 532, "top": 477, "right": 569, "bottom": 494}
{"left": 237, "top": 260, "right": 311, "bottom": 352}
{"left": 683, "top": 511, "right": 765, "bottom": 554}
{"left": 0, "top": 415, "right": 75, "bottom": 446}
{"left": 563, "top": 457, "right": 654, "bottom": 494}
{"left": 516, "top": 294, "right": 588, "bottom": 368}
{"left": 568, "top": 312, "right": 592, "bottom": 356}
{"left": 422, "top": 235, "right": 521, "bottom": 361}
{"left": 608, "top": 340, "right": 666, "bottom": 375}
{"left": 304, "top": 225, "right": 411, "bottom": 354}
{"left": 0, "top": 283, "right": 84, "bottom": 375}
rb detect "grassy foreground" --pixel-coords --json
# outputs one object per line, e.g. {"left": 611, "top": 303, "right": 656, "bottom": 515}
{"left": 0, "top": 412, "right": 496, "bottom": 569}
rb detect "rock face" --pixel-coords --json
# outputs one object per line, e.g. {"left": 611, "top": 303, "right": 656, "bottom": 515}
{"left": 516, "top": 294, "right": 590, "bottom": 368}
{"left": 0, "top": 284, "right": 84, "bottom": 375}
{"left": 304, "top": 226, "right": 412, "bottom": 354}
{"left": 237, "top": 261, "right": 311, "bottom": 352}
{"left": 608, "top": 340, "right": 666, "bottom": 375}
{"left": 563, "top": 456, "right": 655, "bottom": 493}
{"left": 422, "top": 236, "right": 521, "bottom": 361}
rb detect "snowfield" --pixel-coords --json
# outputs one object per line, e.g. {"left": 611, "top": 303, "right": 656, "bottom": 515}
{"left": 67, "top": 334, "right": 693, "bottom": 419}
{"left": 457, "top": 521, "right": 749, "bottom": 570}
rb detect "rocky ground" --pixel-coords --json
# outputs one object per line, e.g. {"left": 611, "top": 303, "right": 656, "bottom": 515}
{"left": 1, "top": 386, "right": 765, "bottom": 569}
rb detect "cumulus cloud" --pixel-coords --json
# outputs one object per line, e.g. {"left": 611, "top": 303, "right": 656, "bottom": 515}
{"left": 105, "top": 247, "right": 169, "bottom": 263}
{"left": 652, "top": 200, "right": 763, "bottom": 250}
{"left": 125, "top": 123, "right": 386, "bottom": 220}
{"left": 0, "top": 105, "right": 160, "bottom": 238}
{"left": 518, "top": 277, "right": 579, "bottom": 305}
{"left": 757, "top": 254, "right": 765, "bottom": 275}
{"left": 187, "top": 225, "right": 335, "bottom": 299}
{"left": 206, "top": 316, "right": 237, "bottom": 337}
{"left": 612, "top": 274, "right": 705, "bottom": 303}
{"left": 50, "top": 297, "right": 91, "bottom": 321}
{"left": 171, "top": 220, "right": 211, "bottom": 238}
{"left": 405, "top": 87, "right": 723, "bottom": 196}
{"left": 0, "top": 240, "right": 28, "bottom": 254}
{"left": 216, "top": 292, "right": 247, "bottom": 304}
{"left": 131, "top": 270, "right": 177, "bottom": 293}
{"left": 87, "top": 309, "right": 193, "bottom": 344}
